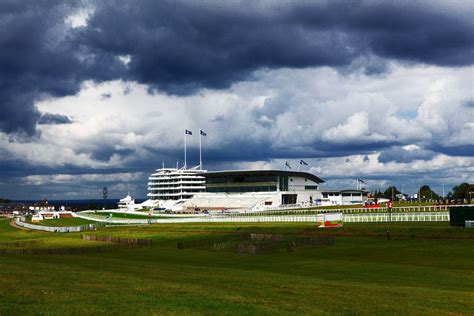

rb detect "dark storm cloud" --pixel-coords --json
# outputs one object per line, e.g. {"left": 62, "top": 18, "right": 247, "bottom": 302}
{"left": 0, "top": 0, "right": 125, "bottom": 136}
{"left": 463, "top": 99, "right": 474, "bottom": 108}
{"left": 428, "top": 144, "right": 474, "bottom": 158}
{"left": 1, "top": 0, "right": 473, "bottom": 136}
{"left": 77, "top": 0, "right": 473, "bottom": 96}
{"left": 0, "top": 0, "right": 474, "bottom": 136}
{"left": 0, "top": 1, "right": 79, "bottom": 136}
{"left": 378, "top": 146, "right": 436, "bottom": 163}
{"left": 38, "top": 113, "right": 73, "bottom": 125}
{"left": 161, "top": 137, "right": 396, "bottom": 165}
{"left": 90, "top": 147, "right": 136, "bottom": 162}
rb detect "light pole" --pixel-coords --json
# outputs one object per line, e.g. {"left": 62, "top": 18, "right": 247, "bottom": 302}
{"left": 102, "top": 187, "right": 108, "bottom": 210}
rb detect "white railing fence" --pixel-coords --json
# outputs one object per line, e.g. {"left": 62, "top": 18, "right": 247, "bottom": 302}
{"left": 343, "top": 212, "right": 449, "bottom": 223}
{"left": 225, "top": 205, "right": 450, "bottom": 216}
{"left": 15, "top": 218, "right": 105, "bottom": 233}
{"left": 74, "top": 211, "right": 449, "bottom": 224}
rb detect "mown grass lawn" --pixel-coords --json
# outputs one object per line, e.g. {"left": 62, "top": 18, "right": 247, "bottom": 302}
{"left": 93, "top": 211, "right": 160, "bottom": 219}
{"left": 33, "top": 217, "right": 95, "bottom": 227}
{"left": 0, "top": 218, "right": 473, "bottom": 315}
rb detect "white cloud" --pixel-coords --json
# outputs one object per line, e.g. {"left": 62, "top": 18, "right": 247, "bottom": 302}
{"left": 1, "top": 63, "right": 471, "bottom": 198}
{"left": 402, "top": 144, "right": 421, "bottom": 151}
{"left": 322, "top": 112, "right": 371, "bottom": 142}
{"left": 118, "top": 55, "right": 132, "bottom": 65}
{"left": 32, "top": 65, "right": 473, "bottom": 167}
{"left": 23, "top": 172, "right": 145, "bottom": 185}
{"left": 65, "top": 7, "right": 94, "bottom": 28}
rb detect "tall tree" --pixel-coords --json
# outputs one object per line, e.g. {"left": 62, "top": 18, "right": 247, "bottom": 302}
{"left": 418, "top": 185, "right": 439, "bottom": 200}
{"left": 370, "top": 189, "right": 382, "bottom": 198}
{"left": 383, "top": 186, "right": 400, "bottom": 200}
{"left": 451, "top": 183, "right": 471, "bottom": 199}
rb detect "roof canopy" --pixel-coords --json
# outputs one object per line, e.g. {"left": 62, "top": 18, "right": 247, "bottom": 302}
{"left": 204, "top": 170, "right": 324, "bottom": 183}
{"left": 321, "top": 189, "right": 368, "bottom": 193}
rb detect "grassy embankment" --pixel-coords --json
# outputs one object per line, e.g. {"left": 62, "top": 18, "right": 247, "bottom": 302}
{"left": 1, "top": 218, "right": 473, "bottom": 315}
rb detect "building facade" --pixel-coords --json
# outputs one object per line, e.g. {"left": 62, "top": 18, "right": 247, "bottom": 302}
{"left": 203, "top": 170, "right": 324, "bottom": 206}
{"left": 320, "top": 190, "right": 369, "bottom": 206}
{"left": 144, "top": 169, "right": 380, "bottom": 211}
{"left": 147, "top": 168, "right": 206, "bottom": 202}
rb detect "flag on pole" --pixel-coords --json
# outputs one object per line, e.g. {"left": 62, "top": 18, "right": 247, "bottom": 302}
{"left": 358, "top": 179, "right": 366, "bottom": 184}
{"left": 185, "top": 129, "right": 192, "bottom": 135}
{"left": 300, "top": 160, "right": 308, "bottom": 166}
{"left": 285, "top": 161, "right": 291, "bottom": 169}
{"left": 200, "top": 130, "right": 206, "bottom": 136}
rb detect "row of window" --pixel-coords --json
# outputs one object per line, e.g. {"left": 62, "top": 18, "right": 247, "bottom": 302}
{"left": 149, "top": 184, "right": 205, "bottom": 189}
{"left": 152, "top": 196, "right": 192, "bottom": 201}
{"left": 150, "top": 189, "right": 204, "bottom": 195}
{"left": 206, "top": 186, "right": 278, "bottom": 193}
{"left": 206, "top": 175, "right": 278, "bottom": 184}
{"left": 322, "top": 193, "right": 366, "bottom": 198}
{"left": 149, "top": 180, "right": 205, "bottom": 184}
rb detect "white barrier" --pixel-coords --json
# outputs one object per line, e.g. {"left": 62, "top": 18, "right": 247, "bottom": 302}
{"left": 466, "top": 221, "right": 474, "bottom": 228}
{"left": 80, "top": 210, "right": 208, "bottom": 218}
{"left": 74, "top": 211, "right": 449, "bottom": 224}
{"left": 74, "top": 213, "right": 152, "bottom": 224}
{"left": 226, "top": 205, "right": 450, "bottom": 216}
{"left": 343, "top": 212, "right": 449, "bottom": 223}
{"left": 15, "top": 218, "right": 104, "bottom": 233}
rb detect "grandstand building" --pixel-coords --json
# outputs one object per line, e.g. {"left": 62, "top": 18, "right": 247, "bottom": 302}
{"left": 146, "top": 168, "right": 206, "bottom": 210}
{"left": 147, "top": 168, "right": 206, "bottom": 201}
{"left": 144, "top": 168, "right": 325, "bottom": 211}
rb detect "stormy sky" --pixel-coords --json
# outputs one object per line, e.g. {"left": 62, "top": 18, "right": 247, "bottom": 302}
{"left": 0, "top": 0, "right": 473, "bottom": 199}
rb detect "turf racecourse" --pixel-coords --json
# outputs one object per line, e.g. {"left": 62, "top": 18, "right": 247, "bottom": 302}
{"left": 0, "top": 218, "right": 473, "bottom": 315}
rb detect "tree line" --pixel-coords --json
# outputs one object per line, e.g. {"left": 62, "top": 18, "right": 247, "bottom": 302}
{"left": 370, "top": 183, "right": 473, "bottom": 201}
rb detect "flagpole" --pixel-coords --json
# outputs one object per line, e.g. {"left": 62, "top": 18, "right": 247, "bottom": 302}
{"left": 184, "top": 131, "right": 187, "bottom": 169}
{"left": 199, "top": 131, "right": 202, "bottom": 170}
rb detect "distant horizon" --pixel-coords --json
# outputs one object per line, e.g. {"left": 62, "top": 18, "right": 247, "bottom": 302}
{"left": 2, "top": 180, "right": 466, "bottom": 201}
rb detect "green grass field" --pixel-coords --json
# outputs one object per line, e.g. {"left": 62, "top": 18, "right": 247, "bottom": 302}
{"left": 93, "top": 211, "right": 174, "bottom": 219}
{"left": 31, "top": 217, "right": 95, "bottom": 227}
{"left": 1, "top": 218, "right": 473, "bottom": 315}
